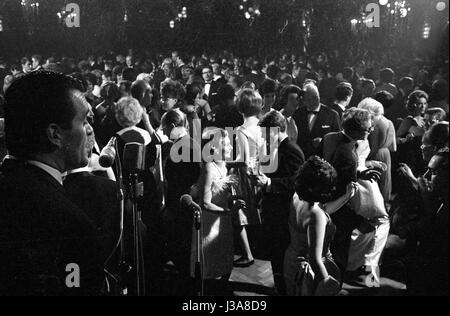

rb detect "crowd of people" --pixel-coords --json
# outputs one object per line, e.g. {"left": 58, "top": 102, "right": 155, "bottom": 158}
{"left": 0, "top": 48, "right": 448, "bottom": 296}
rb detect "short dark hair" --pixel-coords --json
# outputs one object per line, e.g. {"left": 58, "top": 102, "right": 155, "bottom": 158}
{"left": 259, "top": 79, "right": 277, "bottom": 95}
{"left": 335, "top": 83, "right": 353, "bottom": 102}
{"left": 429, "top": 122, "right": 449, "bottom": 150}
{"left": 237, "top": 89, "right": 262, "bottom": 117}
{"left": 374, "top": 90, "right": 395, "bottom": 109}
{"left": 217, "top": 84, "right": 236, "bottom": 105}
{"left": 185, "top": 83, "right": 203, "bottom": 105}
{"left": 122, "top": 67, "right": 138, "bottom": 82}
{"left": 266, "top": 65, "right": 280, "bottom": 80}
{"left": 131, "top": 80, "right": 150, "bottom": 100}
{"left": 279, "top": 85, "right": 302, "bottom": 109}
{"left": 295, "top": 156, "right": 338, "bottom": 203}
{"left": 259, "top": 110, "right": 287, "bottom": 133}
{"left": 342, "top": 108, "right": 373, "bottom": 133}
{"left": 380, "top": 68, "right": 395, "bottom": 83}
{"left": 4, "top": 71, "right": 79, "bottom": 158}
{"left": 399, "top": 77, "right": 414, "bottom": 91}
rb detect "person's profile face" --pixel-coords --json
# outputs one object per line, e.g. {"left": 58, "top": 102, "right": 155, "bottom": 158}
{"left": 286, "top": 93, "right": 299, "bottom": 112}
{"left": 61, "top": 90, "right": 94, "bottom": 170}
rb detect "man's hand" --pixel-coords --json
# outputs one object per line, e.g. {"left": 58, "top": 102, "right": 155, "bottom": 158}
{"left": 358, "top": 168, "right": 382, "bottom": 183}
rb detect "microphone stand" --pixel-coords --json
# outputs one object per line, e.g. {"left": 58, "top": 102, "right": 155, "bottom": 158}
{"left": 194, "top": 208, "right": 203, "bottom": 296}
{"left": 114, "top": 141, "right": 131, "bottom": 296}
{"left": 128, "top": 171, "right": 145, "bottom": 296}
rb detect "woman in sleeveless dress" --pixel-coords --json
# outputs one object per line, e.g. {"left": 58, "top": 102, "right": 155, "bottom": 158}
{"left": 192, "top": 129, "right": 243, "bottom": 284}
{"left": 284, "top": 156, "right": 341, "bottom": 296}
{"left": 231, "top": 89, "right": 266, "bottom": 267}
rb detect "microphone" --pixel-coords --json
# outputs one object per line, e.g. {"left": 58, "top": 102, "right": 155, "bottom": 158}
{"left": 180, "top": 195, "right": 201, "bottom": 230}
{"left": 99, "top": 137, "right": 117, "bottom": 168}
{"left": 123, "top": 142, "right": 146, "bottom": 173}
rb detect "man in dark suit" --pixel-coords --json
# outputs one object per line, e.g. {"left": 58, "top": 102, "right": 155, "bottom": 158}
{"left": 202, "top": 66, "right": 223, "bottom": 108}
{"left": 293, "top": 83, "right": 341, "bottom": 159}
{"left": 0, "top": 71, "right": 104, "bottom": 295}
{"left": 330, "top": 82, "right": 353, "bottom": 124}
{"left": 323, "top": 108, "right": 381, "bottom": 280}
{"left": 257, "top": 110, "right": 305, "bottom": 295}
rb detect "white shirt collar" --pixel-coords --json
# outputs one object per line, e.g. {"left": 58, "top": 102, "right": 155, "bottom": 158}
{"left": 336, "top": 102, "right": 346, "bottom": 112}
{"left": 27, "top": 160, "right": 64, "bottom": 185}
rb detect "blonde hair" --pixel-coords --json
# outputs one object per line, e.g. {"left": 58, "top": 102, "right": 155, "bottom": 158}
{"left": 115, "top": 97, "right": 143, "bottom": 128}
{"left": 358, "top": 97, "right": 384, "bottom": 116}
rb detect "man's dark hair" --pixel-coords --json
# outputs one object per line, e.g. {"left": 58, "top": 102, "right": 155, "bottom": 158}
{"left": 122, "top": 67, "right": 138, "bottom": 82}
{"left": 399, "top": 76, "right": 414, "bottom": 91}
{"left": 335, "top": 83, "right": 353, "bottom": 102}
{"left": 429, "top": 122, "right": 449, "bottom": 150}
{"left": 374, "top": 90, "right": 395, "bottom": 109}
{"left": 279, "top": 85, "right": 303, "bottom": 108}
{"left": 260, "top": 79, "right": 277, "bottom": 95}
{"left": 4, "top": 71, "right": 80, "bottom": 158}
{"left": 217, "top": 84, "right": 236, "bottom": 105}
{"left": 266, "top": 65, "right": 280, "bottom": 80}
{"left": 342, "top": 108, "right": 373, "bottom": 133}
{"left": 131, "top": 80, "right": 150, "bottom": 101}
{"left": 380, "top": 68, "right": 395, "bottom": 83}
{"left": 185, "top": 83, "right": 203, "bottom": 105}
{"left": 259, "top": 109, "right": 287, "bottom": 133}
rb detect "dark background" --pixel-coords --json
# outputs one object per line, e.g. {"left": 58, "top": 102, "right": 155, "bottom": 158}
{"left": 0, "top": 0, "right": 448, "bottom": 59}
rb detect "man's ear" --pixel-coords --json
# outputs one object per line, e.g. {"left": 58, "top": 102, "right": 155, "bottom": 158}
{"left": 46, "top": 123, "right": 64, "bottom": 149}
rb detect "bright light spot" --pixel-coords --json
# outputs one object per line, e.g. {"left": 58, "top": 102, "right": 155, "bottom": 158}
{"left": 245, "top": 12, "right": 251, "bottom": 19}
{"left": 351, "top": 19, "right": 358, "bottom": 25}
{"left": 436, "top": 2, "right": 446, "bottom": 11}
{"left": 400, "top": 7, "right": 408, "bottom": 18}
{"left": 379, "top": 0, "right": 389, "bottom": 5}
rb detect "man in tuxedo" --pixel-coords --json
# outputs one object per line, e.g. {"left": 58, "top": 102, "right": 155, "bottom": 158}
{"left": 323, "top": 108, "right": 382, "bottom": 280}
{"left": 293, "top": 83, "right": 341, "bottom": 159}
{"left": 202, "top": 66, "right": 223, "bottom": 108}
{"left": 257, "top": 110, "right": 305, "bottom": 295}
{"left": 331, "top": 82, "right": 353, "bottom": 124}
{"left": 0, "top": 71, "right": 103, "bottom": 295}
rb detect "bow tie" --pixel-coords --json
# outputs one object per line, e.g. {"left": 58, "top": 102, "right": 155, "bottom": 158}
{"left": 307, "top": 111, "right": 319, "bottom": 115}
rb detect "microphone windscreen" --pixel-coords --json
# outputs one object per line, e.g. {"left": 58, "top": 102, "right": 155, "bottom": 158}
{"left": 180, "top": 194, "right": 193, "bottom": 209}
{"left": 123, "top": 142, "right": 145, "bottom": 172}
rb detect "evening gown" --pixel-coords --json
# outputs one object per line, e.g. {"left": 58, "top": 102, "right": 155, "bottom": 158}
{"left": 191, "top": 163, "right": 236, "bottom": 279}
{"left": 369, "top": 116, "right": 397, "bottom": 202}
{"left": 284, "top": 194, "right": 340, "bottom": 296}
